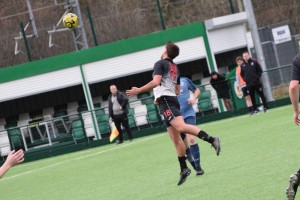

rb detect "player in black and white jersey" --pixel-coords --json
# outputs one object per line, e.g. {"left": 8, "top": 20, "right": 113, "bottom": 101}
{"left": 126, "top": 42, "right": 221, "bottom": 186}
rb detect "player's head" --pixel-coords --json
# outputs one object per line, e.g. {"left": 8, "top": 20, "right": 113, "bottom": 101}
{"left": 242, "top": 52, "right": 251, "bottom": 62}
{"left": 236, "top": 56, "right": 244, "bottom": 66}
{"left": 162, "top": 42, "right": 179, "bottom": 60}
{"left": 210, "top": 71, "right": 218, "bottom": 80}
{"left": 110, "top": 85, "right": 118, "bottom": 95}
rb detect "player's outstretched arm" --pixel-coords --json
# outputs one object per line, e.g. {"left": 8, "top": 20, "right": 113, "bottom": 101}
{"left": 289, "top": 80, "right": 300, "bottom": 125}
{"left": 126, "top": 75, "right": 162, "bottom": 96}
{"left": 0, "top": 149, "right": 24, "bottom": 178}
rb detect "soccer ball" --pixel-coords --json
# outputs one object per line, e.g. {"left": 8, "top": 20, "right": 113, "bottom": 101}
{"left": 63, "top": 13, "right": 79, "bottom": 28}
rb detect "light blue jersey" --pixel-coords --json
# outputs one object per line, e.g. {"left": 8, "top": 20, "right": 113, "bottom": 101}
{"left": 178, "top": 77, "right": 197, "bottom": 119}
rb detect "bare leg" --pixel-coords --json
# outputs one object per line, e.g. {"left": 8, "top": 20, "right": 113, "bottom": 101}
{"left": 186, "top": 134, "right": 197, "bottom": 145}
{"left": 167, "top": 126, "right": 186, "bottom": 157}
{"left": 224, "top": 99, "right": 233, "bottom": 111}
{"left": 245, "top": 95, "right": 252, "bottom": 107}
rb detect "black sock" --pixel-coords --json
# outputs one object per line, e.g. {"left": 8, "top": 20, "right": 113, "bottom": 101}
{"left": 178, "top": 156, "right": 187, "bottom": 172}
{"left": 197, "top": 130, "right": 214, "bottom": 143}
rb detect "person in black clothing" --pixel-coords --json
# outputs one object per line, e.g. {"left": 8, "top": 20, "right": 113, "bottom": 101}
{"left": 210, "top": 71, "right": 233, "bottom": 111}
{"left": 286, "top": 52, "right": 300, "bottom": 200}
{"left": 108, "top": 85, "right": 133, "bottom": 144}
{"left": 240, "top": 52, "right": 268, "bottom": 114}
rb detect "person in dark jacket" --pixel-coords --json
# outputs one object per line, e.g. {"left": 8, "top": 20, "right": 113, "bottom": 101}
{"left": 210, "top": 71, "right": 233, "bottom": 111}
{"left": 240, "top": 52, "right": 268, "bottom": 114}
{"left": 108, "top": 85, "right": 133, "bottom": 144}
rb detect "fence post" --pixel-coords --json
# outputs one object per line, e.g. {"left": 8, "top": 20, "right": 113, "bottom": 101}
{"left": 155, "top": 0, "right": 166, "bottom": 30}
{"left": 20, "top": 22, "right": 32, "bottom": 62}
{"left": 229, "top": 0, "right": 235, "bottom": 14}
{"left": 86, "top": 5, "right": 98, "bottom": 46}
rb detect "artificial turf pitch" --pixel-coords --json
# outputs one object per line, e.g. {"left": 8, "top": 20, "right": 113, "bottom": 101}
{"left": 0, "top": 105, "right": 298, "bottom": 200}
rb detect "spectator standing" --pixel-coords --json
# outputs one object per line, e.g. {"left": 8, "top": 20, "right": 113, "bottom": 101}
{"left": 210, "top": 71, "right": 233, "bottom": 111}
{"left": 108, "top": 85, "right": 133, "bottom": 144}
{"left": 236, "top": 56, "right": 253, "bottom": 114}
{"left": 240, "top": 52, "right": 268, "bottom": 113}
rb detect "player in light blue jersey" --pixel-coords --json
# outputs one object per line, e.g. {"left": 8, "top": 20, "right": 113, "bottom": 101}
{"left": 178, "top": 77, "right": 204, "bottom": 175}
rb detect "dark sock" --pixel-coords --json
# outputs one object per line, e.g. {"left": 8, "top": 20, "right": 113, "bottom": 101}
{"left": 186, "top": 148, "right": 196, "bottom": 170}
{"left": 178, "top": 156, "right": 188, "bottom": 172}
{"left": 297, "top": 169, "right": 300, "bottom": 175}
{"left": 190, "top": 144, "right": 200, "bottom": 168}
{"left": 197, "top": 130, "right": 214, "bottom": 143}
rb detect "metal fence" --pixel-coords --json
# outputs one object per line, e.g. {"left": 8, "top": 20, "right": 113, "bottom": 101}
{"left": 0, "top": 96, "right": 165, "bottom": 157}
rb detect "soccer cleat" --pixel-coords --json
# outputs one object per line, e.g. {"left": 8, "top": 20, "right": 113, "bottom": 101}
{"left": 211, "top": 137, "right": 221, "bottom": 156}
{"left": 195, "top": 167, "right": 204, "bottom": 176}
{"left": 263, "top": 108, "right": 268, "bottom": 113}
{"left": 286, "top": 173, "right": 300, "bottom": 200}
{"left": 177, "top": 168, "right": 191, "bottom": 186}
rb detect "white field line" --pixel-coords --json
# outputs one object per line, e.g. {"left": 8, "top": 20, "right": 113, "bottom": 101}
{"left": 0, "top": 134, "right": 165, "bottom": 182}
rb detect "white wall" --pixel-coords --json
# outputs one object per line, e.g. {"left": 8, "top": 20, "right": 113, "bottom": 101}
{"left": 208, "top": 25, "right": 247, "bottom": 54}
{"left": 0, "top": 67, "right": 82, "bottom": 103}
{"left": 83, "top": 37, "right": 207, "bottom": 84}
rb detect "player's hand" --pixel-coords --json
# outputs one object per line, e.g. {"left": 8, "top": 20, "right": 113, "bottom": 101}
{"left": 6, "top": 149, "right": 24, "bottom": 167}
{"left": 154, "top": 99, "right": 158, "bottom": 105}
{"left": 293, "top": 111, "right": 300, "bottom": 125}
{"left": 126, "top": 87, "right": 140, "bottom": 96}
{"left": 187, "top": 97, "right": 196, "bottom": 105}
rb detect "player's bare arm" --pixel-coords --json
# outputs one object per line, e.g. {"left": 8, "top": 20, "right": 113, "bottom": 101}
{"left": 289, "top": 80, "right": 300, "bottom": 125}
{"left": 175, "top": 84, "right": 180, "bottom": 95}
{"left": 126, "top": 75, "right": 162, "bottom": 96}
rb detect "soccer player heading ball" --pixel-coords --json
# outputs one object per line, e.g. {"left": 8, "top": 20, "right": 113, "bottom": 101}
{"left": 126, "top": 42, "right": 221, "bottom": 186}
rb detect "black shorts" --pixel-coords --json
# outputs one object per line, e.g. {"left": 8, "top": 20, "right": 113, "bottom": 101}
{"left": 217, "top": 91, "right": 230, "bottom": 99}
{"left": 157, "top": 96, "right": 181, "bottom": 127}
{"left": 241, "top": 86, "right": 250, "bottom": 96}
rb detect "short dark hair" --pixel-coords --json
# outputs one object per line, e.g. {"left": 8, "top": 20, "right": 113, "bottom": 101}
{"left": 166, "top": 42, "right": 179, "bottom": 59}
{"left": 236, "top": 56, "right": 244, "bottom": 62}
{"left": 210, "top": 71, "right": 218, "bottom": 76}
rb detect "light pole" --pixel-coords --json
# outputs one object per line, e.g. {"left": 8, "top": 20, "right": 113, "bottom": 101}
{"left": 243, "top": 0, "right": 274, "bottom": 101}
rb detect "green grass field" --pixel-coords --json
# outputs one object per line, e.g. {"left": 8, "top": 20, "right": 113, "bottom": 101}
{"left": 1, "top": 105, "right": 299, "bottom": 200}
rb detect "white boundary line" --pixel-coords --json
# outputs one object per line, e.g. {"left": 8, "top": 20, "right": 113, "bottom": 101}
{"left": 0, "top": 134, "right": 165, "bottom": 182}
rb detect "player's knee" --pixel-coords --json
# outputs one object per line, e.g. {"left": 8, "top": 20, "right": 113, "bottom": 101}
{"left": 189, "top": 138, "right": 196, "bottom": 145}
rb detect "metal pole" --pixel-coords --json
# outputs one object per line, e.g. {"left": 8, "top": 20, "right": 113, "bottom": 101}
{"left": 237, "top": 0, "right": 244, "bottom": 12}
{"left": 79, "top": 65, "right": 101, "bottom": 140}
{"left": 155, "top": 0, "right": 166, "bottom": 30}
{"left": 26, "top": 0, "right": 38, "bottom": 36}
{"left": 86, "top": 5, "right": 98, "bottom": 46}
{"left": 229, "top": 0, "right": 235, "bottom": 14}
{"left": 243, "top": 0, "right": 274, "bottom": 101}
{"left": 20, "top": 22, "right": 32, "bottom": 62}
